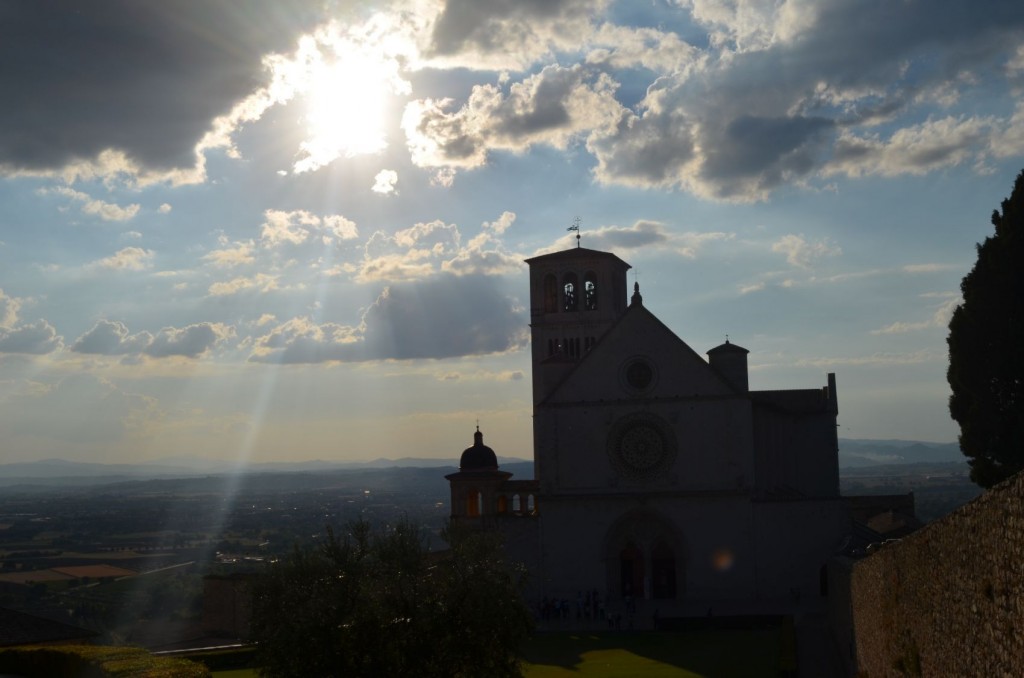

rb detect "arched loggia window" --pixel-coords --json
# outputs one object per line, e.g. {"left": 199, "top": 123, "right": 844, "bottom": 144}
{"left": 543, "top": 274, "right": 558, "bottom": 312}
{"left": 584, "top": 271, "right": 597, "bottom": 310}
{"left": 563, "top": 273, "right": 579, "bottom": 311}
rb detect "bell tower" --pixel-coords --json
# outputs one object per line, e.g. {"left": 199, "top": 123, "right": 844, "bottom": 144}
{"left": 524, "top": 247, "right": 631, "bottom": 404}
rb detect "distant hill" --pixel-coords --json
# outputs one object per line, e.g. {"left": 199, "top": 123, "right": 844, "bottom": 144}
{"left": 0, "top": 438, "right": 959, "bottom": 486}
{"left": 0, "top": 455, "right": 531, "bottom": 486}
{"left": 837, "top": 439, "right": 962, "bottom": 468}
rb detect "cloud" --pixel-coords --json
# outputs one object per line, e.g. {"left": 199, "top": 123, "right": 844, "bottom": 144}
{"left": 71, "top": 320, "right": 153, "bottom": 355}
{"left": 71, "top": 319, "right": 233, "bottom": 358}
{"left": 827, "top": 116, "right": 994, "bottom": 178}
{"left": 146, "top": 322, "right": 235, "bottom": 358}
{"left": 0, "top": 320, "right": 62, "bottom": 355}
{"left": 92, "top": 247, "right": 154, "bottom": 271}
{"left": 871, "top": 295, "right": 960, "bottom": 335}
{"left": 425, "top": 0, "right": 606, "bottom": 70}
{"left": 408, "top": 0, "right": 1024, "bottom": 200}
{"left": 207, "top": 273, "right": 279, "bottom": 297}
{"left": 0, "top": 1, "right": 323, "bottom": 181}
{"left": 403, "top": 64, "right": 623, "bottom": 172}
{"left": 0, "top": 289, "right": 22, "bottom": 327}
{"left": 771, "top": 234, "right": 842, "bottom": 268}
{"left": 372, "top": 169, "right": 398, "bottom": 194}
{"left": 585, "top": 23, "right": 700, "bottom": 73}
{"left": 435, "top": 369, "right": 525, "bottom": 382}
{"left": 261, "top": 209, "right": 359, "bottom": 248}
{"left": 202, "top": 241, "right": 256, "bottom": 268}
{"left": 46, "top": 187, "right": 140, "bottom": 221}
{"left": 533, "top": 220, "right": 732, "bottom": 259}
{"left": 441, "top": 212, "right": 523, "bottom": 277}
{"left": 356, "top": 216, "right": 523, "bottom": 282}
{"left": 250, "top": 274, "right": 527, "bottom": 363}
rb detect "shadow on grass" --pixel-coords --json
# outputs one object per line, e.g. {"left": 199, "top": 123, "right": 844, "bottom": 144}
{"left": 521, "top": 627, "right": 784, "bottom": 678}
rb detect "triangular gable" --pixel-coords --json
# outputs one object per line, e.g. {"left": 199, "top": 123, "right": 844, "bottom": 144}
{"left": 544, "top": 303, "right": 736, "bottom": 404}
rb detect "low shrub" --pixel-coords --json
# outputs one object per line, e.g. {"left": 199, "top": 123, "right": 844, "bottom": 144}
{"left": 0, "top": 644, "right": 210, "bottom": 678}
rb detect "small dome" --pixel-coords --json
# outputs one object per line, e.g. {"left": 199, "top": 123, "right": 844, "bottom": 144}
{"left": 460, "top": 427, "right": 499, "bottom": 471}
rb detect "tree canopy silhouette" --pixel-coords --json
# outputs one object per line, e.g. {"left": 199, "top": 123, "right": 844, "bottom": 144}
{"left": 947, "top": 169, "right": 1024, "bottom": 488}
{"left": 249, "top": 519, "right": 533, "bottom": 678}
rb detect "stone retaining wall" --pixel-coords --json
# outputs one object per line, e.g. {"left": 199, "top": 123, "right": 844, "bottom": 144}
{"left": 848, "top": 471, "right": 1024, "bottom": 676}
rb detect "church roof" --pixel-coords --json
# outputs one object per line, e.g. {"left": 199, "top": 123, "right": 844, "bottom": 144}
{"left": 524, "top": 246, "right": 631, "bottom": 269}
{"left": 540, "top": 300, "right": 739, "bottom": 405}
{"left": 459, "top": 427, "right": 499, "bottom": 471}
{"left": 707, "top": 339, "right": 749, "bottom": 355}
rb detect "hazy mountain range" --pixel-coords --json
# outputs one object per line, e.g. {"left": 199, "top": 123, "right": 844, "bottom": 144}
{"left": 0, "top": 439, "right": 962, "bottom": 486}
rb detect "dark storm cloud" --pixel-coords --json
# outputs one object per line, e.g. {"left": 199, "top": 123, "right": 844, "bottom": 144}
{"left": 0, "top": 0, "right": 323, "bottom": 172}
{"left": 251, "top": 274, "right": 527, "bottom": 363}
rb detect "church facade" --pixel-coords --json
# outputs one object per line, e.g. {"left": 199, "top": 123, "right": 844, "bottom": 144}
{"left": 446, "top": 246, "right": 850, "bottom": 614}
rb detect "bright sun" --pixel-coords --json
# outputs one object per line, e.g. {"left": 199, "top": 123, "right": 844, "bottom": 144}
{"left": 294, "top": 46, "right": 404, "bottom": 173}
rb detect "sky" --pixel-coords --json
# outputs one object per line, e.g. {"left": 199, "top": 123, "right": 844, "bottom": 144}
{"left": 1, "top": 0, "right": 1023, "bottom": 465}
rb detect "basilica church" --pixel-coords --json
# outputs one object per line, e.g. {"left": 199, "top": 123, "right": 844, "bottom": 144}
{"left": 445, "top": 245, "right": 850, "bottom": 615}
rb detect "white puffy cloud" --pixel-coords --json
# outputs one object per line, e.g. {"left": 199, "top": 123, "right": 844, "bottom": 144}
{"left": 356, "top": 215, "right": 523, "bottom": 282}
{"left": 372, "top": 169, "right": 398, "bottom": 194}
{"left": 45, "top": 187, "right": 140, "bottom": 221}
{"left": 261, "top": 209, "right": 358, "bottom": 248}
{"left": 202, "top": 241, "right": 256, "bottom": 268}
{"left": 92, "top": 247, "right": 154, "bottom": 271}
{"left": 403, "top": 65, "right": 624, "bottom": 172}
{"left": 441, "top": 212, "right": 522, "bottom": 276}
{"left": 207, "top": 273, "right": 279, "bottom": 297}
{"left": 771, "top": 234, "right": 842, "bottom": 268}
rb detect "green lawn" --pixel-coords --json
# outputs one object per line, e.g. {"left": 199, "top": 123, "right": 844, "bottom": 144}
{"left": 212, "top": 628, "right": 785, "bottom": 678}
{"left": 522, "top": 630, "right": 784, "bottom": 678}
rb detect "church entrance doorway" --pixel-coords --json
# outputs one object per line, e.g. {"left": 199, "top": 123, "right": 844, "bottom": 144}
{"left": 619, "top": 542, "right": 644, "bottom": 599}
{"left": 605, "top": 509, "right": 685, "bottom": 604}
{"left": 651, "top": 541, "right": 676, "bottom": 599}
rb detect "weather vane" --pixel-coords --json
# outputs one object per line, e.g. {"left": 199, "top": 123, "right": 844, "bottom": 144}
{"left": 567, "top": 216, "right": 582, "bottom": 248}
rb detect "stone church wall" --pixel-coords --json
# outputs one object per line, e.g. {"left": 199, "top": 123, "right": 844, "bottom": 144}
{"left": 847, "top": 471, "right": 1024, "bottom": 676}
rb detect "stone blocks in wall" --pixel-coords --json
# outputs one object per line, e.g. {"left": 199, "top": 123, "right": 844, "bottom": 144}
{"left": 849, "top": 472, "right": 1024, "bottom": 676}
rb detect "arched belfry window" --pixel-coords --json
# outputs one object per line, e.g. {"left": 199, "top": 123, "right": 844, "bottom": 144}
{"left": 543, "top": 274, "right": 558, "bottom": 313}
{"left": 584, "top": 271, "right": 598, "bottom": 310}
{"left": 563, "top": 272, "right": 579, "bottom": 311}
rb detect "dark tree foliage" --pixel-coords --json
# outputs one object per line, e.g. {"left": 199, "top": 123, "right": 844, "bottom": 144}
{"left": 249, "top": 520, "right": 533, "bottom": 678}
{"left": 948, "top": 169, "right": 1024, "bottom": 488}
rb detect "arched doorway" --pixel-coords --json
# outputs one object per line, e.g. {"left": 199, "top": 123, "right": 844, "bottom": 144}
{"left": 651, "top": 541, "right": 676, "bottom": 599}
{"left": 604, "top": 509, "right": 686, "bottom": 603}
{"left": 620, "top": 542, "right": 644, "bottom": 599}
